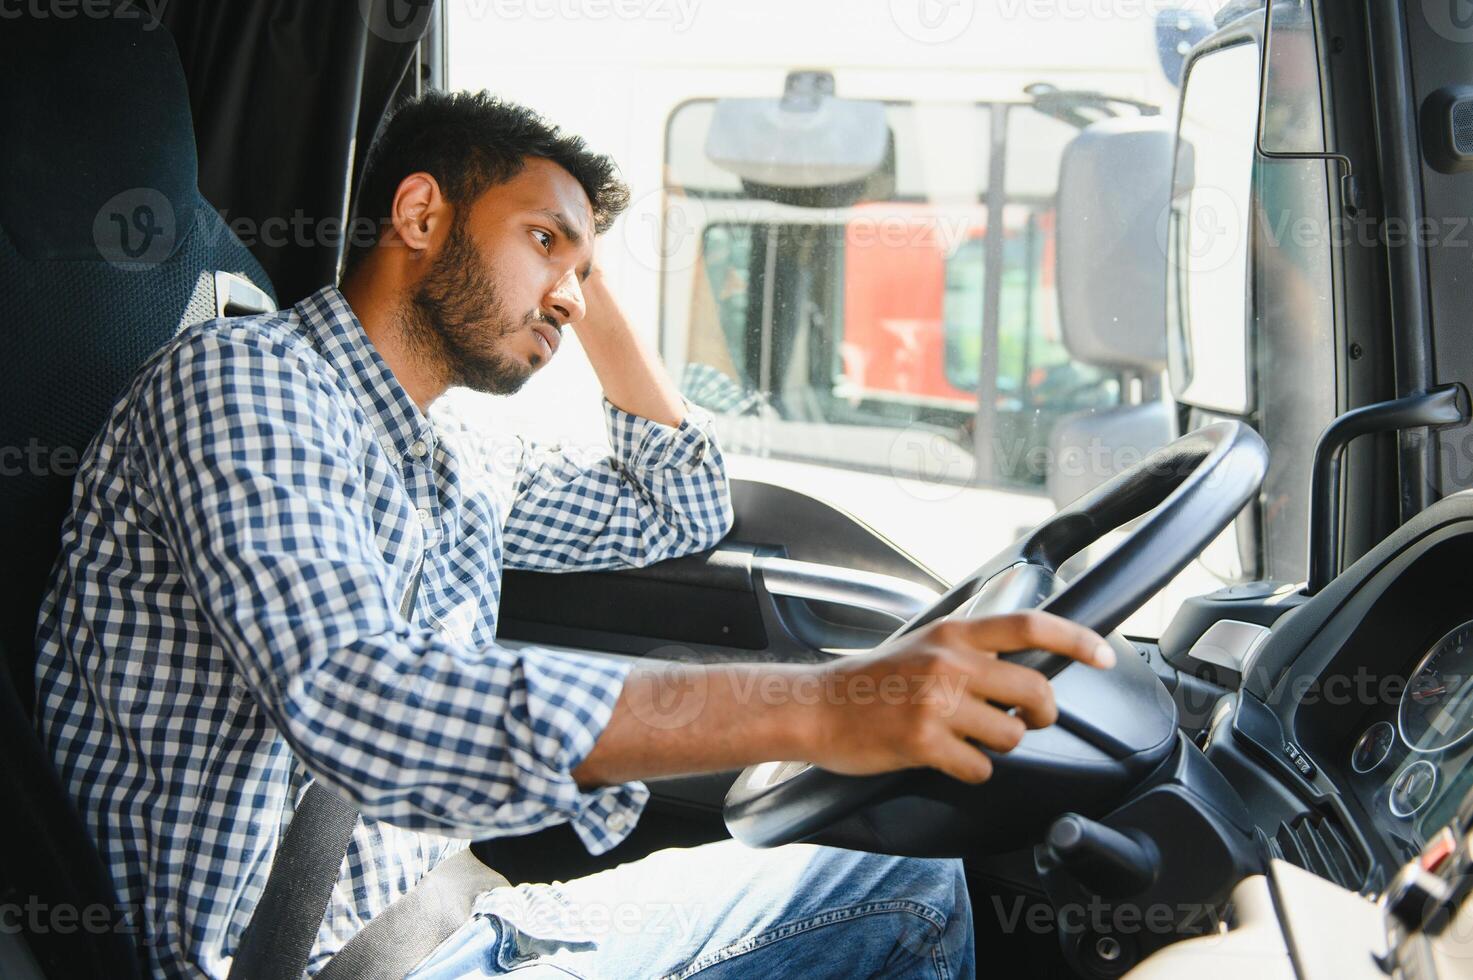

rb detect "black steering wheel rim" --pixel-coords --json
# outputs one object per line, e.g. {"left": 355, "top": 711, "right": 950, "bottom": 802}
{"left": 724, "top": 421, "right": 1269, "bottom": 855}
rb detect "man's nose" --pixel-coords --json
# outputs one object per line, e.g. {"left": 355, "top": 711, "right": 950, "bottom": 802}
{"left": 545, "top": 270, "right": 586, "bottom": 325}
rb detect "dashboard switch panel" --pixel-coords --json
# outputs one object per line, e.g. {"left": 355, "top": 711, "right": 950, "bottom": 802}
{"left": 1283, "top": 741, "right": 1316, "bottom": 779}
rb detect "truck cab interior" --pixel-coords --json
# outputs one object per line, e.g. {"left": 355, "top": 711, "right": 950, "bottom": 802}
{"left": 5, "top": 1, "right": 1473, "bottom": 978}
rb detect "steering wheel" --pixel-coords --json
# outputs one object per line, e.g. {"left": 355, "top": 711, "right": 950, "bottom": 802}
{"left": 724, "top": 422, "right": 1269, "bottom": 856}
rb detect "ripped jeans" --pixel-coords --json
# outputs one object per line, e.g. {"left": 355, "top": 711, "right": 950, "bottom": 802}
{"left": 403, "top": 839, "right": 974, "bottom": 979}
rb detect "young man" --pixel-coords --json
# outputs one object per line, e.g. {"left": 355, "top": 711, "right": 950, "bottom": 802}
{"left": 35, "top": 92, "right": 1115, "bottom": 978}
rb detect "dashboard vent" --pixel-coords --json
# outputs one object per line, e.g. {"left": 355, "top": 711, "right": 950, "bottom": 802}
{"left": 1270, "top": 811, "right": 1371, "bottom": 891}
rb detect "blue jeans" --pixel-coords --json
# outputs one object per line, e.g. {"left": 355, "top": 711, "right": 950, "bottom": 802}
{"left": 404, "top": 840, "right": 974, "bottom": 978}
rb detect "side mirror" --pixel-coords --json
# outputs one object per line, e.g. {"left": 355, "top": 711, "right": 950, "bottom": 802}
{"left": 704, "top": 71, "right": 890, "bottom": 207}
{"left": 1048, "top": 116, "right": 1175, "bottom": 511}
{"left": 1056, "top": 115, "right": 1174, "bottom": 374}
{"left": 1167, "top": 40, "right": 1261, "bottom": 417}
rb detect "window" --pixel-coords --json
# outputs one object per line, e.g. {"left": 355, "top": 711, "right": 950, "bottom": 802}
{"left": 665, "top": 99, "right": 1127, "bottom": 489}
{"left": 446, "top": 0, "right": 1328, "bottom": 637}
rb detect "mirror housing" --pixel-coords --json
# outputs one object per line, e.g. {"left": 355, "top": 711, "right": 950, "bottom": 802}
{"left": 1047, "top": 116, "right": 1175, "bottom": 511}
{"left": 1056, "top": 116, "right": 1173, "bottom": 373}
{"left": 704, "top": 71, "right": 889, "bottom": 196}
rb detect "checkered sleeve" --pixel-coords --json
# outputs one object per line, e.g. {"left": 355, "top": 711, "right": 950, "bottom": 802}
{"left": 125, "top": 327, "right": 640, "bottom": 849}
{"left": 501, "top": 399, "right": 734, "bottom": 571}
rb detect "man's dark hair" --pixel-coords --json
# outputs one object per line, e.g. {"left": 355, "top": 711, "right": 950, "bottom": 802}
{"left": 343, "top": 91, "right": 630, "bottom": 275}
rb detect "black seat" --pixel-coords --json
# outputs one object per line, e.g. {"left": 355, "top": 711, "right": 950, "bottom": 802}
{"left": 0, "top": 15, "right": 276, "bottom": 979}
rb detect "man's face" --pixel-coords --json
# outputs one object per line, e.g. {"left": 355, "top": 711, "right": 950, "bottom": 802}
{"left": 404, "top": 157, "right": 596, "bottom": 396}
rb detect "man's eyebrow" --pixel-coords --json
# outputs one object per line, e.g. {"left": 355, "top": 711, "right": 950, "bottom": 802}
{"left": 533, "top": 208, "right": 585, "bottom": 249}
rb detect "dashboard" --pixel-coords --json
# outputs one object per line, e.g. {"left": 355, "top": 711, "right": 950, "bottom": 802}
{"left": 1161, "top": 492, "right": 1473, "bottom": 980}
{"left": 1294, "top": 533, "right": 1473, "bottom": 871}
{"left": 1203, "top": 493, "right": 1473, "bottom": 895}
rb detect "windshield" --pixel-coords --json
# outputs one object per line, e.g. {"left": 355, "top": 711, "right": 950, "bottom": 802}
{"left": 446, "top": 0, "right": 1331, "bottom": 637}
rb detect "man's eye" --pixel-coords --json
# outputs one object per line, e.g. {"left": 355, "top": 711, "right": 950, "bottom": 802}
{"left": 532, "top": 230, "right": 553, "bottom": 251}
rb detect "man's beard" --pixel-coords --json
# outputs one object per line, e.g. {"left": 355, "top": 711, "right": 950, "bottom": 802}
{"left": 402, "top": 217, "right": 547, "bottom": 397}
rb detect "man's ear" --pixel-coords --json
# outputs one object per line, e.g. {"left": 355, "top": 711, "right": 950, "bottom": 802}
{"left": 390, "top": 172, "right": 449, "bottom": 256}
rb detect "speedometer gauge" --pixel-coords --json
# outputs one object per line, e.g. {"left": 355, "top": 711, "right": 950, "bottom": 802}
{"left": 1398, "top": 620, "right": 1473, "bottom": 753}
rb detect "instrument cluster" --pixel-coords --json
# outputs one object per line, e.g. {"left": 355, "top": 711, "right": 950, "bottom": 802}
{"left": 1348, "top": 620, "right": 1473, "bottom": 849}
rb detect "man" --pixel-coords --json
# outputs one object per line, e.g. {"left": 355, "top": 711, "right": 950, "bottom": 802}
{"left": 35, "top": 92, "right": 1115, "bottom": 978}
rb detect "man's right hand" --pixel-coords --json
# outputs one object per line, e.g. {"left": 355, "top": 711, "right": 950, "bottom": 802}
{"left": 799, "top": 612, "right": 1116, "bottom": 785}
{"left": 573, "top": 609, "right": 1116, "bottom": 789}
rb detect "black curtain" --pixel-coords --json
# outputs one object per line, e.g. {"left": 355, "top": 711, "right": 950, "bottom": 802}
{"left": 161, "top": 0, "right": 433, "bottom": 306}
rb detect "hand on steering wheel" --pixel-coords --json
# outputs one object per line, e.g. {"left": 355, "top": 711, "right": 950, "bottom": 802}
{"left": 802, "top": 612, "right": 1115, "bottom": 786}
{"left": 726, "top": 421, "right": 1269, "bottom": 856}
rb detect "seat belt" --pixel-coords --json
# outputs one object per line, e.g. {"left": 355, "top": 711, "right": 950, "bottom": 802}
{"left": 314, "top": 850, "right": 509, "bottom": 980}
{"left": 229, "top": 560, "right": 424, "bottom": 980}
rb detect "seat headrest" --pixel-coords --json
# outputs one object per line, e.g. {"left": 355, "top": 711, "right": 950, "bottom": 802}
{"left": 0, "top": 14, "right": 198, "bottom": 263}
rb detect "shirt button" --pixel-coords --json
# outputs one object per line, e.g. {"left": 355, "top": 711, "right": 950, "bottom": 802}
{"left": 416, "top": 508, "right": 434, "bottom": 528}
{"left": 606, "top": 812, "right": 629, "bottom": 833}
{"left": 410, "top": 439, "right": 429, "bottom": 458}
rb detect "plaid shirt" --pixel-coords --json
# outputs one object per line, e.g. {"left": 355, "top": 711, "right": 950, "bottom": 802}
{"left": 34, "top": 286, "right": 732, "bottom": 978}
